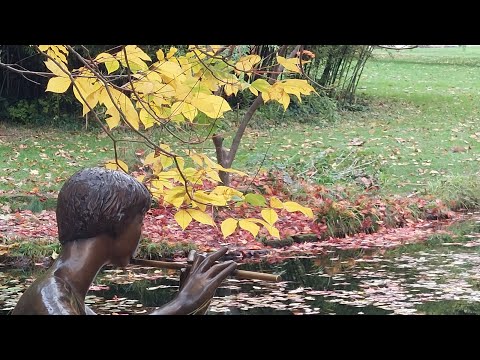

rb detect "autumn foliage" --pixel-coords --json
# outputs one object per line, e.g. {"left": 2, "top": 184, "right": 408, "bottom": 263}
{"left": 36, "top": 45, "right": 316, "bottom": 239}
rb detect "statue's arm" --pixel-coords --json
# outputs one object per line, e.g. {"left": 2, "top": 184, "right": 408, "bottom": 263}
{"left": 149, "top": 248, "right": 236, "bottom": 315}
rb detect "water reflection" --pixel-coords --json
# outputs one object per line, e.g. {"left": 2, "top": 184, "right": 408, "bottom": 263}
{"left": 2, "top": 245, "right": 480, "bottom": 315}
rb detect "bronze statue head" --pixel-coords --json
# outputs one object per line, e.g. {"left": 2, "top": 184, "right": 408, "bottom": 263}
{"left": 56, "top": 167, "right": 151, "bottom": 244}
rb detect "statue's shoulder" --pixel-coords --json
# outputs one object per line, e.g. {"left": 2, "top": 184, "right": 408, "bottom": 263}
{"left": 12, "top": 274, "right": 85, "bottom": 315}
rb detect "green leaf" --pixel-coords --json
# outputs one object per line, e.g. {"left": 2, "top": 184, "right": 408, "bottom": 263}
{"left": 244, "top": 193, "right": 266, "bottom": 206}
{"left": 251, "top": 79, "right": 271, "bottom": 93}
{"left": 105, "top": 59, "right": 120, "bottom": 74}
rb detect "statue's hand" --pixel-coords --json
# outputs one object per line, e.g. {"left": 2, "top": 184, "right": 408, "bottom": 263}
{"left": 178, "top": 247, "right": 236, "bottom": 315}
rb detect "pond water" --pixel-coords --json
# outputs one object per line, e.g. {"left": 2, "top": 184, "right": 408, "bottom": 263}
{"left": 2, "top": 236, "right": 480, "bottom": 315}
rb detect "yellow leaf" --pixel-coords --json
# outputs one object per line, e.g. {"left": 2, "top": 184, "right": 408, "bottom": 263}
{"left": 224, "top": 83, "right": 235, "bottom": 96}
{"left": 166, "top": 47, "right": 178, "bottom": 59}
{"left": 245, "top": 217, "right": 269, "bottom": 227}
{"left": 105, "top": 107, "right": 120, "bottom": 129}
{"left": 155, "top": 83, "right": 176, "bottom": 98}
{"left": 171, "top": 113, "right": 185, "bottom": 123}
{"left": 264, "top": 224, "right": 280, "bottom": 238}
{"left": 144, "top": 152, "right": 157, "bottom": 165}
{"left": 95, "top": 52, "right": 120, "bottom": 74}
{"left": 73, "top": 77, "right": 99, "bottom": 116}
{"left": 279, "top": 91, "right": 290, "bottom": 111}
{"left": 191, "top": 95, "right": 231, "bottom": 119}
{"left": 121, "top": 103, "right": 140, "bottom": 131}
{"left": 187, "top": 209, "right": 214, "bottom": 226}
{"left": 134, "top": 80, "right": 155, "bottom": 95}
{"left": 221, "top": 218, "right": 238, "bottom": 238}
{"left": 101, "top": 87, "right": 140, "bottom": 130}
{"left": 193, "top": 191, "right": 227, "bottom": 206}
{"left": 124, "top": 45, "right": 151, "bottom": 62}
{"left": 205, "top": 169, "right": 222, "bottom": 183}
{"left": 235, "top": 55, "right": 261, "bottom": 74}
{"left": 160, "top": 155, "right": 174, "bottom": 169}
{"left": 95, "top": 52, "right": 113, "bottom": 62}
{"left": 164, "top": 186, "right": 187, "bottom": 208}
{"left": 156, "top": 61, "right": 183, "bottom": 79}
{"left": 139, "top": 109, "right": 158, "bottom": 129}
{"left": 188, "top": 153, "right": 203, "bottom": 166}
{"left": 210, "top": 45, "right": 223, "bottom": 53}
{"left": 284, "top": 201, "right": 314, "bottom": 219}
{"left": 270, "top": 197, "right": 284, "bottom": 209}
{"left": 238, "top": 219, "right": 260, "bottom": 238}
{"left": 281, "top": 79, "right": 316, "bottom": 96}
{"left": 182, "top": 103, "right": 198, "bottom": 121}
{"left": 175, "top": 209, "right": 192, "bottom": 230}
{"left": 156, "top": 49, "right": 165, "bottom": 61}
{"left": 44, "top": 60, "right": 69, "bottom": 77}
{"left": 276, "top": 56, "right": 301, "bottom": 74}
{"left": 170, "top": 101, "right": 184, "bottom": 117}
{"left": 206, "top": 159, "right": 247, "bottom": 176}
{"left": 261, "top": 91, "right": 270, "bottom": 103}
{"left": 248, "top": 86, "right": 258, "bottom": 96}
{"left": 105, "top": 159, "right": 128, "bottom": 172}
{"left": 46, "top": 77, "right": 71, "bottom": 93}
{"left": 212, "top": 186, "right": 244, "bottom": 199}
{"left": 81, "top": 92, "right": 100, "bottom": 116}
{"left": 192, "top": 201, "right": 207, "bottom": 212}
{"left": 50, "top": 46, "right": 68, "bottom": 63}
{"left": 261, "top": 208, "right": 278, "bottom": 225}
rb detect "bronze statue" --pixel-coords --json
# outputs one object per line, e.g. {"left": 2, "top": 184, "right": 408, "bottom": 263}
{"left": 12, "top": 167, "right": 236, "bottom": 315}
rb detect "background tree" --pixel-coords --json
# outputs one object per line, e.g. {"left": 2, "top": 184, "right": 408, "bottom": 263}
{"left": 0, "top": 44, "right": 316, "bottom": 239}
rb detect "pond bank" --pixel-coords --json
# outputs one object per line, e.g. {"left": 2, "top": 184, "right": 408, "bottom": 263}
{"left": 1, "top": 208, "right": 473, "bottom": 268}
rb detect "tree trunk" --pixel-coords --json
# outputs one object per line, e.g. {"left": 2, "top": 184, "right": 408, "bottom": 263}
{"left": 212, "top": 134, "right": 231, "bottom": 185}
{"left": 212, "top": 45, "right": 301, "bottom": 187}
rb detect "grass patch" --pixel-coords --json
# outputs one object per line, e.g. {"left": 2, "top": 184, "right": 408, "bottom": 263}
{"left": 0, "top": 126, "right": 113, "bottom": 194}
{"left": 446, "top": 219, "right": 480, "bottom": 237}
{"left": 1, "top": 236, "right": 197, "bottom": 268}
{"left": 427, "top": 176, "right": 480, "bottom": 211}
{"left": 135, "top": 238, "right": 197, "bottom": 260}
{"left": 4, "top": 239, "right": 60, "bottom": 264}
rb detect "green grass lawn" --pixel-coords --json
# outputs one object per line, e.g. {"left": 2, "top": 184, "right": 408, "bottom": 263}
{"left": 1, "top": 47, "right": 480, "bottom": 206}
{"left": 0, "top": 128, "right": 113, "bottom": 194}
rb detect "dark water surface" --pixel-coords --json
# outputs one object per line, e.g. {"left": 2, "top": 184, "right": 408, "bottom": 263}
{"left": 2, "top": 238, "right": 480, "bottom": 315}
